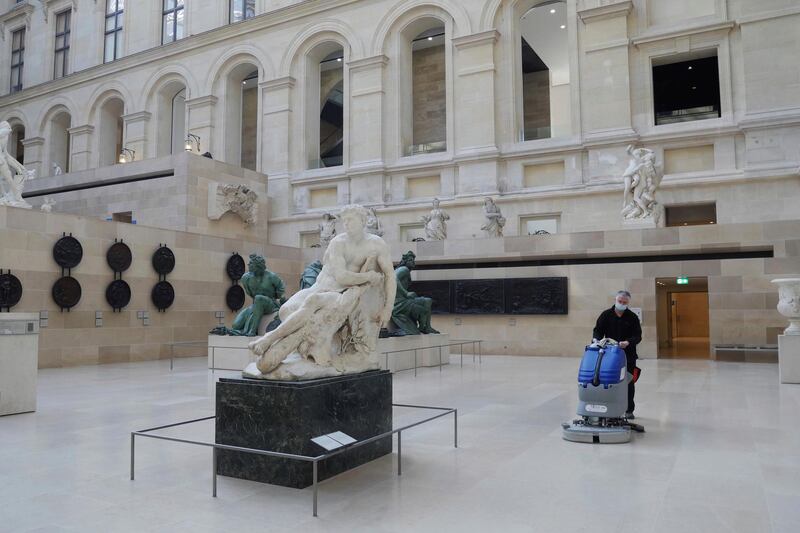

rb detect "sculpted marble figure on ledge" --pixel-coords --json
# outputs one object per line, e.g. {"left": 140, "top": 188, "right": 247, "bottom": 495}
{"left": 319, "top": 212, "right": 337, "bottom": 247}
{"left": 621, "top": 145, "right": 665, "bottom": 227}
{"left": 0, "top": 121, "right": 32, "bottom": 209}
{"left": 366, "top": 207, "right": 384, "bottom": 237}
{"left": 245, "top": 205, "right": 397, "bottom": 381}
{"left": 210, "top": 254, "right": 286, "bottom": 336}
{"left": 481, "top": 197, "right": 506, "bottom": 238}
{"left": 422, "top": 198, "right": 449, "bottom": 240}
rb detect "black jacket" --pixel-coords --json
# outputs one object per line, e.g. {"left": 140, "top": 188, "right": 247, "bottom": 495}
{"left": 592, "top": 306, "right": 642, "bottom": 360}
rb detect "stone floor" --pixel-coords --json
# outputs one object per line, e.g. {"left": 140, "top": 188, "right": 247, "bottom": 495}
{"left": 1, "top": 355, "right": 799, "bottom": 533}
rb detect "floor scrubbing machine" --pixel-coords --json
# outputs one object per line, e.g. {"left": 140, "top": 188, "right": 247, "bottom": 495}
{"left": 562, "top": 339, "right": 645, "bottom": 443}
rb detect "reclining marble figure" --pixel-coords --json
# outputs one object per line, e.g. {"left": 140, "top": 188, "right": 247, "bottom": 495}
{"left": 210, "top": 254, "right": 286, "bottom": 336}
{"left": 391, "top": 265, "right": 439, "bottom": 335}
{"left": 245, "top": 205, "right": 397, "bottom": 380}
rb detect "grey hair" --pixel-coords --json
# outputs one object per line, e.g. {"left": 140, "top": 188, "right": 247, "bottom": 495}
{"left": 616, "top": 290, "right": 631, "bottom": 299}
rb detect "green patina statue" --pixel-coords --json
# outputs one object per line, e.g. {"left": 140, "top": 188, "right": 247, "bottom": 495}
{"left": 211, "top": 254, "right": 287, "bottom": 336}
{"left": 391, "top": 265, "right": 439, "bottom": 335}
{"left": 299, "top": 260, "right": 323, "bottom": 290}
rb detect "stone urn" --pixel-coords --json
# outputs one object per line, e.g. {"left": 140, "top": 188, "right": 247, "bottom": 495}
{"left": 772, "top": 278, "right": 800, "bottom": 335}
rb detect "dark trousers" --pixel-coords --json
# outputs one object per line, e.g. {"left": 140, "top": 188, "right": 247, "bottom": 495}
{"left": 626, "top": 360, "right": 636, "bottom": 413}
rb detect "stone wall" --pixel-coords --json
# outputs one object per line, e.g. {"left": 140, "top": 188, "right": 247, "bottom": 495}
{"left": 0, "top": 206, "right": 303, "bottom": 368}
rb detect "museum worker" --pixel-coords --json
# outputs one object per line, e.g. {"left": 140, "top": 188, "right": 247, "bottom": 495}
{"left": 592, "top": 290, "right": 642, "bottom": 418}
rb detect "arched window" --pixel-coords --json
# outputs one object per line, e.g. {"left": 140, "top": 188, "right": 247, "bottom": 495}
{"left": 98, "top": 97, "right": 124, "bottom": 166}
{"left": 221, "top": 64, "right": 259, "bottom": 170}
{"left": 306, "top": 44, "right": 345, "bottom": 169}
{"left": 48, "top": 111, "right": 71, "bottom": 174}
{"left": 519, "top": 1, "right": 571, "bottom": 141}
{"left": 9, "top": 123, "right": 25, "bottom": 164}
{"left": 408, "top": 25, "right": 446, "bottom": 155}
{"left": 154, "top": 81, "right": 186, "bottom": 156}
{"left": 171, "top": 88, "right": 186, "bottom": 154}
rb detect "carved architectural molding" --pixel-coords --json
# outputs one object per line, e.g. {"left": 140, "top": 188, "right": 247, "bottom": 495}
{"left": 208, "top": 182, "right": 258, "bottom": 226}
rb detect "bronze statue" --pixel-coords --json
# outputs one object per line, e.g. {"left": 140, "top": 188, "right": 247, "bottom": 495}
{"left": 299, "top": 260, "right": 323, "bottom": 290}
{"left": 390, "top": 265, "right": 439, "bottom": 335}
{"left": 211, "top": 254, "right": 286, "bottom": 336}
{"left": 398, "top": 250, "right": 416, "bottom": 270}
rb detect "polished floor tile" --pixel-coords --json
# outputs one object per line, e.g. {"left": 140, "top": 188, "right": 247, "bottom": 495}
{"left": 0, "top": 355, "right": 798, "bottom": 532}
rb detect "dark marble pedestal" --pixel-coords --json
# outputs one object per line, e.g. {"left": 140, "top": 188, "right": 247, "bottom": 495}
{"left": 215, "top": 370, "right": 392, "bottom": 489}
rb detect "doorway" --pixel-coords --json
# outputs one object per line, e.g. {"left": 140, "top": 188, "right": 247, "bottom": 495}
{"left": 656, "top": 277, "right": 710, "bottom": 358}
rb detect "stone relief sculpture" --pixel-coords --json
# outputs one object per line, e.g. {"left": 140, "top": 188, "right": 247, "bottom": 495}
{"left": 245, "top": 205, "right": 397, "bottom": 381}
{"left": 208, "top": 182, "right": 258, "bottom": 226}
{"left": 299, "top": 260, "right": 323, "bottom": 290}
{"left": 390, "top": 265, "right": 439, "bottom": 336}
{"left": 40, "top": 197, "right": 56, "bottom": 213}
{"left": 210, "top": 254, "right": 286, "bottom": 336}
{"left": 621, "top": 145, "right": 664, "bottom": 226}
{"left": 52, "top": 163, "right": 63, "bottom": 176}
{"left": 421, "top": 198, "right": 449, "bottom": 240}
{"left": 365, "top": 207, "right": 384, "bottom": 237}
{"left": 319, "top": 212, "right": 337, "bottom": 246}
{"left": 0, "top": 121, "right": 32, "bottom": 209}
{"left": 480, "top": 197, "right": 506, "bottom": 237}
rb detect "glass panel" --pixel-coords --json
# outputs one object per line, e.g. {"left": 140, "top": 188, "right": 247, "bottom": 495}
{"left": 118, "top": 0, "right": 124, "bottom": 10}
{"left": 176, "top": 10, "right": 185, "bottom": 39}
{"left": 54, "top": 53, "right": 64, "bottom": 78}
{"left": 117, "top": 13, "right": 123, "bottom": 28}
{"left": 11, "top": 52, "right": 19, "bottom": 65}
{"left": 176, "top": 0, "right": 184, "bottom": 6}
{"left": 56, "top": 35, "right": 65, "bottom": 49}
{"left": 12, "top": 31, "right": 21, "bottom": 49}
{"left": 107, "top": 0, "right": 117, "bottom": 15}
{"left": 105, "top": 34, "right": 115, "bottom": 62}
{"left": 164, "top": 0, "right": 175, "bottom": 10}
{"left": 115, "top": 32, "right": 122, "bottom": 58}
{"left": 64, "top": 13, "right": 71, "bottom": 32}
{"left": 106, "top": 16, "right": 116, "bottom": 32}
{"left": 11, "top": 68, "right": 19, "bottom": 86}
{"left": 163, "top": 14, "right": 174, "bottom": 43}
{"left": 246, "top": 0, "right": 255, "bottom": 18}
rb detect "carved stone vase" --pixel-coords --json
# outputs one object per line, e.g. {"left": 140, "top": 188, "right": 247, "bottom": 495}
{"left": 772, "top": 278, "right": 800, "bottom": 335}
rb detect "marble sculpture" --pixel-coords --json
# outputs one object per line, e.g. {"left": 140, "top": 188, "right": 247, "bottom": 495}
{"left": 208, "top": 182, "right": 258, "bottom": 226}
{"left": 421, "top": 198, "right": 449, "bottom": 240}
{"left": 0, "top": 121, "right": 32, "bottom": 209}
{"left": 481, "top": 197, "right": 506, "bottom": 237}
{"left": 621, "top": 145, "right": 664, "bottom": 226}
{"left": 41, "top": 197, "right": 55, "bottom": 213}
{"left": 319, "top": 212, "right": 337, "bottom": 246}
{"left": 245, "top": 205, "right": 397, "bottom": 380}
{"left": 366, "top": 207, "right": 384, "bottom": 237}
{"left": 210, "top": 254, "right": 286, "bottom": 336}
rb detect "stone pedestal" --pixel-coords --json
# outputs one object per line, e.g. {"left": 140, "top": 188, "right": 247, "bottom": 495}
{"left": 778, "top": 335, "right": 800, "bottom": 384}
{"left": 374, "top": 333, "right": 451, "bottom": 372}
{"left": 0, "top": 313, "right": 39, "bottom": 416}
{"left": 215, "top": 370, "right": 392, "bottom": 489}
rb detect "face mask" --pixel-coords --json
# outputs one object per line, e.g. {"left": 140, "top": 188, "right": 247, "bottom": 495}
{"left": 615, "top": 303, "right": 628, "bottom": 312}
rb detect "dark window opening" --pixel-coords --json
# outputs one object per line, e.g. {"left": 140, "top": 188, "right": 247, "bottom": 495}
{"left": 54, "top": 10, "right": 71, "bottom": 79}
{"left": 653, "top": 55, "right": 721, "bottom": 125}
{"left": 10, "top": 28, "right": 25, "bottom": 93}
{"left": 104, "top": 0, "right": 124, "bottom": 63}
{"left": 665, "top": 203, "right": 717, "bottom": 227}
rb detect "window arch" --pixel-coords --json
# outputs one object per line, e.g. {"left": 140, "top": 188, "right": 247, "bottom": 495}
{"left": 48, "top": 110, "right": 71, "bottom": 175}
{"left": 304, "top": 42, "right": 346, "bottom": 170}
{"left": 8, "top": 122, "right": 25, "bottom": 164}
{"left": 97, "top": 97, "right": 124, "bottom": 166}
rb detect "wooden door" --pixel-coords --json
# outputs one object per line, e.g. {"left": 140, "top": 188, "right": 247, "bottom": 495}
{"left": 672, "top": 292, "right": 710, "bottom": 338}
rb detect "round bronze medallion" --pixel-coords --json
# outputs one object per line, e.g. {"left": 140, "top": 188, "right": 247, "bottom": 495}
{"left": 106, "top": 242, "right": 132, "bottom": 273}
{"left": 152, "top": 246, "right": 175, "bottom": 276}
{"left": 52, "top": 276, "right": 82, "bottom": 310}
{"left": 53, "top": 236, "right": 83, "bottom": 269}
{"left": 0, "top": 272, "right": 23, "bottom": 309}
{"left": 226, "top": 285, "right": 245, "bottom": 311}
{"left": 226, "top": 254, "right": 246, "bottom": 281}
{"left": 151, "top": 280, "right": 175, "bottom": 311}
{"left": 105, "top": 279, "right": 131, "bottom": 310}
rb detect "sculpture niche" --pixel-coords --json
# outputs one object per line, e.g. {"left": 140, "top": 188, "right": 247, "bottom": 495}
{"left": 210, "top": 254, "right": 286, "bottom": 336}
{"left": 621, "top": 145, "right": 664, "bottom": 227}
{"left": 0, "top": 121, "right": 32, "bottom": 209}
{"left": 245, "top": 205, "right": 397, "bottom": 381}
{"left": 390, "top": 265, "right": 439, "bottom": 336}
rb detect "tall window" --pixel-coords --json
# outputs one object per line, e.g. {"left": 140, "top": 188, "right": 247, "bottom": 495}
{"left": 230, "top": 0, "right": 255, "bottom": 23}
{"left": 10, "top": 28, "right": 25, "bottom": 93}
{"left": 53, "top": 11, "right": 71, "bottom": 79}
{"left": 104, "top": 0, "right": 124, "bottom": 63}
{"left": 162, "top": 0, "right": 185, "bottom": 44}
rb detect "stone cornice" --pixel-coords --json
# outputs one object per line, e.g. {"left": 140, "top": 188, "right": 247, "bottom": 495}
{"left": 259, "top": 76, "right": 296, "bottom": 91}
{"left": 67, "top": 125, "right": 94, "bottom": 135}
{"left": 632, "top": 21, "right": 735, "bottom": 47}
{"left": 0, "top": 0, "right": 359, "bottom": 105}
{"left": 347, "top": 55, "right": 389, "bottom": 73}
{"left": 0, "top": 2, "right": 34, "bottom": 37}
{"left": 121, "top": 111, "right": 152, "bottom": 122}
{"left": 184, "top": 95, "right": 218, "bottom": 109}
{"left": 20, "top": 136, "right": 44, "bottom": 146}
{"left": 42, "top": 0, "right": 77, "bottom": 22}
{"left": 578, "top": 0, "right": 633, "bottom": 23}
{"left": 452, "top": 30, "right": 500, "bottom": 50}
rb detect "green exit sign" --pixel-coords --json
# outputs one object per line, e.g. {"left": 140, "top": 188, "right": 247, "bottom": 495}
{"left": 677, "top": 277, "right": 689, "bottom": 285}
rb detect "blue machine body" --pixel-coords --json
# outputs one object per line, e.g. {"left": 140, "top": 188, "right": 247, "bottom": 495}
{"left": 578, "top": 345, "right": 626, "bottom": 386}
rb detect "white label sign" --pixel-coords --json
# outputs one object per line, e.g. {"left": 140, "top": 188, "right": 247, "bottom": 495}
{"left": 585, "top": 404, "right": 608, "bottom": 413}
{"left": 630, "top": 307, "right": 642, "bottom": 324}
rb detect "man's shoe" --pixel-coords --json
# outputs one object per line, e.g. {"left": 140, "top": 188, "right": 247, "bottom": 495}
{"left": 625, "top": 412, "right": 635, "bottom": 420}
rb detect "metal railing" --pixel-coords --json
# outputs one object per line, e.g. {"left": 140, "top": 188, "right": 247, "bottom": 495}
{"left": 130, "top": 403, "right": 457, "bottom": 517}
{"left": 381, "top": 339, "right": 483, "bottom": 377}
{"left": 167, "top": 340, "right": 208, "bottom": 371}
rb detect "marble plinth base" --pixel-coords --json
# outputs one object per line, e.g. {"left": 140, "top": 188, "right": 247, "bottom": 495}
{"left": 374, "top": 333, "right": 450, "bottom": 372}
{"left": 621, "top": 217, "right": 657, "bottom": 229}
{"left": 215, "top": 370, "right": 392, "bottom": 489}
{"left": 778, "top": 334, "right": 800, "bottom": 384}
{"left": 0, "top": 313, "right": 39, "bottom": 416}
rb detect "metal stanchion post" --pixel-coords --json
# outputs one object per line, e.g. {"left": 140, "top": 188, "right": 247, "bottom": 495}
{"left": 473, "top": 341, "right": 476, "bottom": 363}
{"left": 460, "top": 343, "right": 463, "bottom": 367}
{"left": 212, "top": 447, "right": 218, "bottom": 497}
{"left": 479, "top": 341, "right": 482, "bottom": 364}
{"left": 212, "top": 347, "right": 215, "bottom": 374}
{"left": 386, "top": 352, "right": 389, "bottom": 372}
{"left": 439, "top": 346, "right": 442, "bottom": 372}
{"left": 454, "top": 410, "right": 458, "bottom": 448}
{"left": 397, "top": 431, "right": 402, "bottom": 476}
{"left": 170, "top": 343, "right": 174, "bottom": 371}
{"left": 130, "top": 433, "right": 135, "bottom": 480}
{"left": 414, "top": 349, "right": 417, "bottom": 377}
{"left": 312, "top": 461, "right": 319, "bottom": 517}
